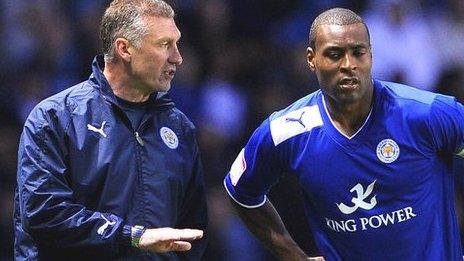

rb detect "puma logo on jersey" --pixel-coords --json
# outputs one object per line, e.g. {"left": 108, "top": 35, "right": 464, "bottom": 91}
{"left": 97, "top": 215, "right": 116, "bottom": 235}
{"left": 285, "top": 111, "right": 306, "bottom": 128}
{"left": 337, "top": 180, "right": 377, "bottom": 214}
{"left": 270, "top": 105, "right": 323, "bottom": 146}
{"left": 87, "top": 121, "right": 107, "bottom": 138}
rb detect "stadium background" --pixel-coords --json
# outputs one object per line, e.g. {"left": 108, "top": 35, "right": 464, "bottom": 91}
{"left": 0, "top": 0, "right": 463, "bottom": 259}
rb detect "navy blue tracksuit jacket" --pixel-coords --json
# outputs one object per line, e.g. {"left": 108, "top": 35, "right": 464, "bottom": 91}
{"left": 14, "top": 56, "right": 207, "bottom": 260}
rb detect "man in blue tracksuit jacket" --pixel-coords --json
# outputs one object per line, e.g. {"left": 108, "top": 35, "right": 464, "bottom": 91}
{"left": 14, "top": 1, "right": 207, "bottom": 260}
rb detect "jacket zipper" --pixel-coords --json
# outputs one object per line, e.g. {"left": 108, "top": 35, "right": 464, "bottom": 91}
{"left": 135, "top": 132, "right": 144, "bottom": 146}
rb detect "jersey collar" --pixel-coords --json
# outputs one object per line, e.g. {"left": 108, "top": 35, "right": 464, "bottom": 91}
{"left": 317, "top": 79, "right": 383, "bottom": 149}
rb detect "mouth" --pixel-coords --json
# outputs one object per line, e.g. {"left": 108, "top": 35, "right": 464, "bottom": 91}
{"left": 164, "top": 68, "right": 176, "bottom": 79}
{"left": 339, "top": 77, "right": 359, "bottom": 90}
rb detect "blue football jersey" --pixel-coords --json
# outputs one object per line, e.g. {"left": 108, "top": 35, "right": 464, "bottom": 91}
{"left": 224, "top": 80, "right": 464, "bottom": 260}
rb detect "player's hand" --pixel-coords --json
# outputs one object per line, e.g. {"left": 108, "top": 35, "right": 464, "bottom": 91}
{"left": 307, "top": 257, "right": 325, "bottom": 261}
{"left": 138, "top": 227, "right": 203, "bottom": 253}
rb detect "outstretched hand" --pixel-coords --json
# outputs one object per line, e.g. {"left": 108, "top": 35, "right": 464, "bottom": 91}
{"left": 138, "top": 228, "right": 204, "bottom": 253}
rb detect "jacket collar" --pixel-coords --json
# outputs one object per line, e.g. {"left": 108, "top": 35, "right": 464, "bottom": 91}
{"left": 89, "top": 55, "right": 174, "bottom": 108}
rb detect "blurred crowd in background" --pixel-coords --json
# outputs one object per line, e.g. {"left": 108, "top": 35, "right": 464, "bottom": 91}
{"left": 1, "top": 0, "right": 463, "bottom": 260}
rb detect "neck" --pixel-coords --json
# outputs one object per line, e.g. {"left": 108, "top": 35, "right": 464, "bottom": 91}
{"left": 103, "top": 61, "right": 151, "bottom": 103}
{"left": 324, "top": 85, "right": 374, "bottom": 137}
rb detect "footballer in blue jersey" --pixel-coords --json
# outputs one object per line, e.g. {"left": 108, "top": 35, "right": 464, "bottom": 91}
{"left": 224, "top": 8, "right": 464, "bottom": 261}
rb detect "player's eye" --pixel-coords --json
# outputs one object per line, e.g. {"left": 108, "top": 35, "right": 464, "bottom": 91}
{"left": 353, "top": 50, "right": 366, "bottom": 57}
{"left": 328, "top": 51, "right": 342, "bottom": 60}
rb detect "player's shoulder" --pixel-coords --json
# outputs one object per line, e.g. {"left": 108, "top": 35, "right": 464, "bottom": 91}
{"left": 265, "top": 90, "right": 323, "bottom": 146}
{"left": 269, "top": 90, "right": 322, "bottom": 121}
{"left": 378, "top": 79, "right": 459, "bottom": 115}
{"left": 379, "top": 80, "right": 437, "bottom": 105}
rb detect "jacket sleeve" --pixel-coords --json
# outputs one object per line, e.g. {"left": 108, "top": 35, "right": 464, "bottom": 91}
{"left": 177, "top": 139, "right": 208, "bottom": 260}
{"left": 17, "top": 105, "right": 131, "bottom": 254}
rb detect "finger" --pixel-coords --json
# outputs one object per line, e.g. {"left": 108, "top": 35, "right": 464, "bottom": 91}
{"left": 153, "top": 228, "right": 204, "bottom": 242}
{"left": 172, "top": 229, "right": 203, "bottom": 241}
{"left": 169, "top": 241, "right": 192, "bottom": 251}
{"left": 308, "top": 257, "right": 325, "bottom": 261}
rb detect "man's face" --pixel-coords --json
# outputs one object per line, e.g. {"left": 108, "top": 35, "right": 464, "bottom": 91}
{"left": 129, "top": 16, "right": 182, "bottom": 93}
{"left": 307, "top": 23, "right": 372, "bottom": 105}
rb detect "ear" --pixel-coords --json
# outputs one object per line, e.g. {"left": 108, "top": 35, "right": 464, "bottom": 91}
{"left": 114, "top": 38, "right": 132, "bottom": 62}
{"left": 306, "top": 47, "right": 316, "bottom": 71}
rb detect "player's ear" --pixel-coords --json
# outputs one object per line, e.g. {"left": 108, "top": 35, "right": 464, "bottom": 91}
{"left": 114, "top": 38, "right": 132, "bottom": 62}
{"left": 307, "top": 47, "right": 316, "bottom": 71}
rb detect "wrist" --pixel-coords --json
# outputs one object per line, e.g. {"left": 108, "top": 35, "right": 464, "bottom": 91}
{"left": 131, "top": 225, "right": 146, "bottom": 248}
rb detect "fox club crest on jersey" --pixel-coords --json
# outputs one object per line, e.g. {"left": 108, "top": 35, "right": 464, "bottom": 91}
{"left": 376, "top": 139, "right": 400, "bottom": 163}
{"left": 160, "top": 127, "right": 178, "bottom": 149}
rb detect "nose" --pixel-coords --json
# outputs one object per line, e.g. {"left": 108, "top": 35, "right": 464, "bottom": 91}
{"left": 340, "top": 53, "right": 356, "bottom": 72}
{"left": 169, "top": 44, "right": 183, "bottom": 65}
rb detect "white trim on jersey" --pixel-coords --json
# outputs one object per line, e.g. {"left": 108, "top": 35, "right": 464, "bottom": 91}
{"left": 229, "top": 148, "right": 246, "bottom": 186}
{"left": 223, "top": 179, "right": 267, "bottom": 209}
{"left": 270, "top": 105, "right": 323, "bottom": 146}
{"left": 322, "top": 95, "right": 373, "bottom": 140}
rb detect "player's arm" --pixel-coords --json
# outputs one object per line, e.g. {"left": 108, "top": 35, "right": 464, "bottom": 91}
{"left": 224, "top": 118, "right": 324, "bottom": 261}
{"left": 231, "top": 198, "right": 314, "bottom": 260}
{"left": 428, "top": 96, "right": 464, "bottom": 158}
{"left": 17, "top": 106, "right": 202, "bottom": 255}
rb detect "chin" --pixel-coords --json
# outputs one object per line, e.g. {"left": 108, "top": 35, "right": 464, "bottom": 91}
{"left": 160, "top": 84, "right": 172, "bottom": 92}
{"left": 336, "top": 93, "right": 362, "bottom": 105}
{"left": 152, "top": 83, "right": 171, "bottom": 93}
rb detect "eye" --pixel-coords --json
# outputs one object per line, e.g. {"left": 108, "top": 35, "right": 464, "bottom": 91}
{"left": 328, "top": 51, "right": 342, "bottom": 60}
{"left": 159, "top": 41, "right": 170, "bottom": 48}
{"left": 353, "top": 50, "right": 366, "bottom": 57}
{"left": 331, "top": 53, "right": 340, "bottom": 59}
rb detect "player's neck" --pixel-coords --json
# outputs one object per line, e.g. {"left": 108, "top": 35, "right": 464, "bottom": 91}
{"left": 324, "top": 88, "right": 374, "bottom": 137}
{"left": 103, "top": 62, "right": 151, "bottom": 103}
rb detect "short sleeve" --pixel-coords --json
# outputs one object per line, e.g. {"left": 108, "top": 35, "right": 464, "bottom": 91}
{"left": 224, "top": 119, "right": 283, "bottom": 208}
{"left": 428, "top": 95, "right": 464, "bottom": 157}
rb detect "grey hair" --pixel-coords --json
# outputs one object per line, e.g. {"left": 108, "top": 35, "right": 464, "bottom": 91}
{"left": 100, "top": 0, "right": 175, "bottom": 61}
{"left": 309, "top": 8, "right": 370, "bottom": 49}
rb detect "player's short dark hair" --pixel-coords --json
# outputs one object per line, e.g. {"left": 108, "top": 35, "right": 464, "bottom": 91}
{"left": 308, "top": 8, "right": 370, "bottom": 49}
{"left": 100, "top": 0, "right": 175, "bottom": 61}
